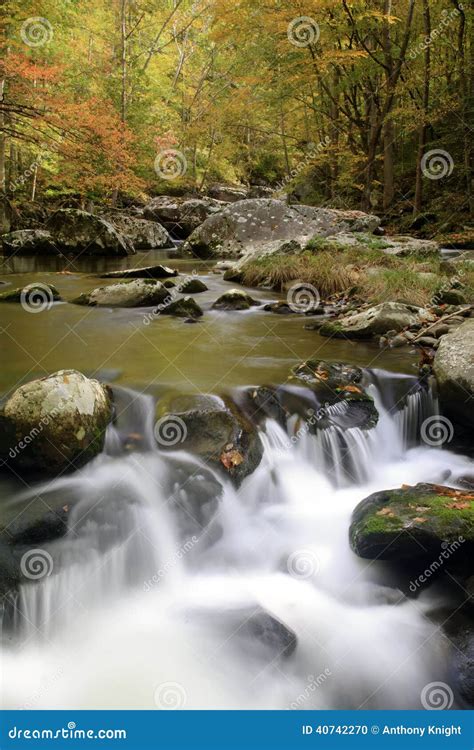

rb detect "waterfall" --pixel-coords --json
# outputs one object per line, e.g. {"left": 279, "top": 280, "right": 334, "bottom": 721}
{"left": 1, "top": 373, "right": 471, "bottom": 709}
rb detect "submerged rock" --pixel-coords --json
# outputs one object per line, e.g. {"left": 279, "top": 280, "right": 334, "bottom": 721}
{"left": 0, "top": 283, "right": 62, "bottom": 304}
{"left": 212, "top": 289, "right": 260, "bottom": 310}
{"left": 179, "top": 278, "right": 208, "bottom": 294}
{"left": 0, "top": 370, "right": 114, "bottom": 475}
{"left": 163, "top": 458, "right": 223, "bottom": 544}
{"left": 98, "top": 264, "right": 178, "bottom": 280}
{"left": 47, "top": 209, "right": 134, "bottom": 256}
{"left": 434, "top": 319, "right": 474, "bottom": 429}
{"left": 320, "top": 302, "right": 429, "bottom": 339}
{"left": 71, "top": 279, "right": 169, "bottom": 307}
{"left": 155, "top": 394, "right": 263, "bottom": 486}
{"left": 349, "top": 483, "right": 474, "bottom": 577}
{"left": 160, "top": 296, "right": 203, "bottom": 318}
{"left": 1, "top": 229, "right": 58, "bottom": 255}
{"left": 290, "top": 360, "right": 379, "bottom": 430}
{"left": 183, "top": 198, "right": 380, "bottom": 259}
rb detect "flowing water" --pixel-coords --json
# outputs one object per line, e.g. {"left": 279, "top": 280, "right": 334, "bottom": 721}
{"left": 1, "top": 372, "right": 472, "bottom": 710}
{"left": 1, "top": 252, "right": 471, "bottom": 710}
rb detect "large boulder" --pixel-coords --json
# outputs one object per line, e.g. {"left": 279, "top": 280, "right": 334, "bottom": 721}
{"left": 1, "top": 229, "right": 58, "bottom": 255}
{"left": 319, "top": 302, "right": 430, "bottom": 340}
{"left": 0, "top": 370, "right": 113, "bottom": 475}
{"left": 155, "top": 394, "right": 263, "bottom": 487}
{"left": 101, "top": 213, "right": 173, "bottom": 249}
{"left": 434, "top": 319, "right": 474, "bottom": 429}
{"left": 71, "top": 279, "right": 169, "bottom": 308}
{"left": 47, "top": 209, "right": 134, "bottom": 256}
{"left": 143, "top": 196, "right": 225, "bottom": 238}
{"left": 349, "top": 483, "right": 474, "bottom": 578}
{"left": 183, "top": 199, "right": 380, "bottom": 259}
{"left": 208, "top": 183, "right": 248, "bottom": 203}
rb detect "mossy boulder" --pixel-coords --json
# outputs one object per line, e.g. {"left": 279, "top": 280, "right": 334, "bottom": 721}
{"left": 1, "top": 229, "right": 58, "bottom": 255}
{"left": 434, "top": 319, "right": 474, "bottom": 429}
{"left": 0, "top": 283, "right": 61, "bottom": 304}
{"left": 212, "top": 289, "right": 260, "bottom": 310}
{"left": 160, "top": 296, "right": 203, "bottom": 318}
{"left": 47, "top": 209, "right": 134, "bottom": 256}
{"left": 0, "top": 370, "right": 114, "bottom": 475}
{"left": 290, "top": 360, "right": 379, "bottom": 430}
{"left": 179, "top": 278, "right": 208, "bottom": 294}
{"left": 71, "top": 279, "right": 169, "bottom": 307}
{"left": 350, "top": 483, "right": 474, "bottom": 577}
{"left": 155, "top": 394, "right": 263, "bottom": 487}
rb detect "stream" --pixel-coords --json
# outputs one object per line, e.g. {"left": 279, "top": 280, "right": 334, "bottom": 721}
{"left": 0, "top": 252, "right": 471, "bottom": 710}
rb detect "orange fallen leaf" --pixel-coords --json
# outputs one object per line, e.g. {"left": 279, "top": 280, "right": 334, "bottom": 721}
{"left": 446, "top": 501, "right": 472, "bottom": 510}
{"left": 220, "top": 449, "right": 244, "bottom": 469}
{"left": 413, "top": 517, "right": 428, "bottom": 523}
{"left": 342, "top": 385, "right": 362, "bottom": 394}
{"left": 376, "top": 507, "right": 395, "bottom": 517}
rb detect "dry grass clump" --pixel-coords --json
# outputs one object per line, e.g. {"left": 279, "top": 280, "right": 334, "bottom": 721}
{"left": 241, "top": 252, "right": 357, "bottom": 298}
{"left": 241, "top": 249, "right": 473, "bottom": 307}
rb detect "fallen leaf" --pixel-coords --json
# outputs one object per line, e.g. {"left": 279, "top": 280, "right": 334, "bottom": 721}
{"left": 376, "top": 507, "right": 395, "bottom": 517}
{"left": 446, "top": 501, "right": 472, "bottom": 510}
{"left": 413, "top": 517, "right": 428, "bottom": 523}
{"left": 342, "top": 384, "right": 362, "bottom": 394}
{"left": 220, "top": 449, "right": 244, "bottom": 469}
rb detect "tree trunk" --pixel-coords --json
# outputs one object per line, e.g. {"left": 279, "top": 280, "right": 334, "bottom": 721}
{"left": 382, "top": 0, "right": 395, "bottom": 211}
{"left": 120, "top": 0, "right": 127, "bottom": 123}
{"left": 414, "top": 0, "right": 431, "bottom": 215}
{"left": 0, "top": 77, "right": 8, "bottom": 232}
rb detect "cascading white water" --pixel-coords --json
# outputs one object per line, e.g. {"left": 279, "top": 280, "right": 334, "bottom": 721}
{"left": 1, "top": 375, "right": 471, "bottom": 710}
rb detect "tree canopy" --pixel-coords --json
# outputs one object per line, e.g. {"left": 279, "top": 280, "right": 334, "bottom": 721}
{"left": 1, "top": 0, "right": 472, "bottom": 223}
